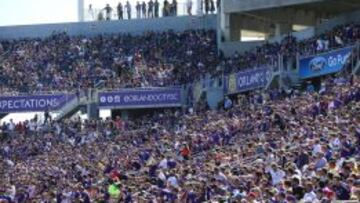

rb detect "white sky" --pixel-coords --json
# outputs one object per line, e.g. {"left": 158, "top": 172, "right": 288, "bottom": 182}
{"left": 0, "top": 0, "right": 78, "bottom": 26}
{"left": 0, "top": 0, "right": 199, "bottom": 26}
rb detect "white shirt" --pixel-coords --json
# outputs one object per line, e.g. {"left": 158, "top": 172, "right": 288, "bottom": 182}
{"left": 330, "top": 137, "right": 341, "bottom": 149}
{"left": 312, "top": 144, "right": 322, "bottom": 155}
{"left": 215, "top": 172, "right": 228, "bottom": 182}
{"left": 88, "top": 8, "right": 95, "bottom": 20}
{"left": 159, "top": 158, "right": 168, "bottom": 169}
{"left": 335, "top": 36, "right": 343, "bottom": 45}
{"left": 316, "top": 39, "right": 324, "bottom": 51}
{"left": 29, "top": 121, "right": 37, "bottom": 131}
{"left": 6, "top": 185, "right": 16, "bottom": 200}
{"left": 303, "top": 191, "right": 318, "bottom": 202}
{"left": 8, "top": 122, "right": 15, "bottom": 131}
{"left": 158, "top": 171, "right": 166, "bottom": 181}
{"left": 267, "top": 168, "right": 285, "bottom": 185}
{"left": 167, "top": 176, "right": 179, "bottom": 187}
{"left": 324, "top": 40, "right": 329, "bottom": 50}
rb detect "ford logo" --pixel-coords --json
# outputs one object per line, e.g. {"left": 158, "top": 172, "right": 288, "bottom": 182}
{"left": 309, "top": 57, "right": 326, "bottom": 72}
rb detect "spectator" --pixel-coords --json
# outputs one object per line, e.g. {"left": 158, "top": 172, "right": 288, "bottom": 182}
{"left": 154, "top": 0, "right": 160, "bottom": 17}
{"left": 126, "top": 1, "right": 132, "bottom": 19}
{"left": 43, "top": 108, "right": 51, "bottom": 124}
{"left": 210, "top": 0, "right": 215, "bottom": 14}
{"left": 97, "top": 11, "right": 104, "bottom": 21}
{"left": 104, "top": 4, "right": 113, "bottom": 21}
{"left": 142, "top": 1, "right": 147, "bottom": 18}
{"left": 186, "top": 0, "right": 193, "bottom": 16}
{"left": 204, "top": 0, "right": 210, "bottom": 14}
{"left": 136, "top": 1, "right": 141, "bottom": 19}
{"left": 117, "top": 2, "right": 123, "bottom": 20}
{"left": 148, "top": 0, "right": 154, "bottom": 18}
{"left": 163, "top": 0, "right": 170, "bottom": 17}
{"left": 335, "top": 35, "right": 344, "bottom": 46}
{"left": 171, "top": 0, "right": 177, "bottom": 16}
{"left": 87, "top": 4, "right": 95, "bottom": 21}
{"left": 224, "top": 96, "right": 233, "bottom": 109}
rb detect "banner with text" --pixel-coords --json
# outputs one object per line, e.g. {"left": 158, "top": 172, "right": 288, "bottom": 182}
{"left": 299, "top": 46, "right": 353, "bottom": 79}
{"left": 98, "top": 88, "right": 182, "bottom": 109}
{"left": 235, "top": 68, "right": 272, "bottom": 93}
{"left": 0, "top": 94, "right": 75, "bottom": 113}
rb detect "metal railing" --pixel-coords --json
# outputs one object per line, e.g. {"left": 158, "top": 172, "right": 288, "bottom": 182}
{"left": 53, "top": 96, "right": 85, "bottom": 121}
{"left": 0, "top": 90, "right": 77, "bottom": 96}
{"left": 98, "top": 85, "right": 182, "bottom": 92}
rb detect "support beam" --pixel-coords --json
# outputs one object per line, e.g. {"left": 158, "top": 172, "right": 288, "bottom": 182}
{"left": 78, "top": 0, "right": 85, "bottom": 22}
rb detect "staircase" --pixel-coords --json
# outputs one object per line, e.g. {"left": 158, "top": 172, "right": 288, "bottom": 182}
{"left": 53, "top": 94, "right": 89, "bottom": 121}
{"left": 352, "top": 60, "right": 360, "bottom": 75}
{"left": 265, "top": 71, "right": 278, "bottom": 90}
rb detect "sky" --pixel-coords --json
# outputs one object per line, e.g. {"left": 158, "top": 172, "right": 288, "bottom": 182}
{"left": 0, "top": 0, "right": 78, "bottom": 26}
{"left": 0, "top": 0, "right": 198, "bottom": 26}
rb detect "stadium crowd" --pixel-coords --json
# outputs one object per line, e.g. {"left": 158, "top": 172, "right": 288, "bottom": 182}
{"left": 222, "top": 23, "right": 360, "bottom": 75}
{"left": 1, "top": 1, "right": 360, "bottom": 202}
{"left": 0, "top": 22, "right": 360, "bottom": 95}
{"left": 0, "top": 30, "right": 217, "bottom": 94}
{"left": 0, "top": 74, "right": 359, "bottom": 202}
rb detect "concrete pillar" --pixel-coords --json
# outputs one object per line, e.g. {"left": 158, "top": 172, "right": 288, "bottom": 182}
{"left": 222, "top": 13, "right": 231, "bottom": 41}
{"left": 230, "top": 14, "right": 241, "bottom": 41}
{"left": 121, "top": 110, "right": 129, "bottom": 120}
{"left": 87, "top": 103, "right": 99, "bottom": 119}
{"left": 230, "top": 26, "right": 241, "bottom": 41}
{"left": 197, "top": 0, "right": 203, "bottom": 16}
{"left": 78, "top": 0, "right": 85, "bottom": 22}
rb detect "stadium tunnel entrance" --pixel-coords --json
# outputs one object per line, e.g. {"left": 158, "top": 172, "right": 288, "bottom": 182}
{"left": 109, "top": 107, "right": 182, "bottom": 120}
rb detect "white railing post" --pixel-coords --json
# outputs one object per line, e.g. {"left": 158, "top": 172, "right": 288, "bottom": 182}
{"left": 78, "top": 0, "right": 85, "bottom": 22}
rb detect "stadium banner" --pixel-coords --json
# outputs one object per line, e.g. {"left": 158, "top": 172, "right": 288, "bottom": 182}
{"left": 235, "top": 68, "right": 272, "bottom": 93}
{"left": 0, "top": 94, "right": 75, "bottom": 113}
{"left": 98, "top": 88, "right": 182, "bottom": 109}
{"left": 299, "top": 46, "right": 353, "bottom": 79}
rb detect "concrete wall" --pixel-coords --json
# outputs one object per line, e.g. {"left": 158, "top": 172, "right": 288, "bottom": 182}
{"left": 221, "top": 7, "right": 321, "bottom": 41}
{"left": 220, "top": 27, "right": 315, "bottom": 57}
{"left": 315, "top": 10, "right": 360, "bottom": 34}
{"left": 0, "top": 15, "right": 217, "bottom": 40}
{"left": 223, "top": 0, "right": 325, "bottom": 13}
{"left": 269, "top": 27, "right": 316, "bottom": 43}
{"left": 220, "top": 41, "right": 265, "bottom": 56}
{"left": 246, "top": 8, "right": 321, "bottom": 26}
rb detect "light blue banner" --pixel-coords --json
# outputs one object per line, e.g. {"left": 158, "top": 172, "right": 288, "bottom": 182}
{"left": 0, "top": 94, "right": 75, "bottom": 113}
{"left": 235, "top": 68, "right": 272, "bottom": 92}
{"left": 299, "top": 47, "right": 353, "bottom": 79}
{"left": 98, "top": 88, "right": 182, "bottom": 109}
